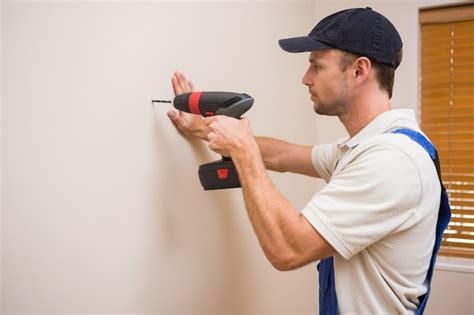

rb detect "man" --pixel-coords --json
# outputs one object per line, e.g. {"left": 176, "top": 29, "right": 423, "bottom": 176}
{"left": 167, "top": 7, "right": 449, "bottom": 314}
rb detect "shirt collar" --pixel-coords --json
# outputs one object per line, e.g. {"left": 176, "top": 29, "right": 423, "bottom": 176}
{"left": 339, "top": 109, "right": 418, "bottom": 149}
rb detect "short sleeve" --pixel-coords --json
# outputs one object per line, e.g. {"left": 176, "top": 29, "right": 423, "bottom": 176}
{"left": 302, "top": 143, "right": 422, "bottom": 259}
{"left": 311, "top": 143, "right": 339, "bottom": 182}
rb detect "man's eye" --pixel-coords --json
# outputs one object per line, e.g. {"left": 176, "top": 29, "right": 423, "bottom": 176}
{"left": 313, "top": 65, "right": 321, "bottom": 71}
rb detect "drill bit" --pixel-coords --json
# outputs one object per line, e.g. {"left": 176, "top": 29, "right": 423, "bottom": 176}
{"left": 151, "top": 99, "right": 172, "bottom": 108}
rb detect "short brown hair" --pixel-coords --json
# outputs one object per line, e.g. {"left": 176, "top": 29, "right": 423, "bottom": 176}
{"left": 339, "top": 49, "right": 403, "bottom": 99}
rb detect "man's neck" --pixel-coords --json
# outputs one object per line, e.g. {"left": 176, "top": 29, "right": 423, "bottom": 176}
{"left": 339, "top": 95, "right": 392, "bottom": 138}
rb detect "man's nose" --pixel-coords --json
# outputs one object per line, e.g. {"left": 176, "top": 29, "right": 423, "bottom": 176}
{"left": 302, "top": 68, "right": 312, "bottom": 86}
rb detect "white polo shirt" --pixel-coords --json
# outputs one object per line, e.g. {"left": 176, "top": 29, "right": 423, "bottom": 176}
{"left": 302, "top": 109, "right": 441, "bottom": 314}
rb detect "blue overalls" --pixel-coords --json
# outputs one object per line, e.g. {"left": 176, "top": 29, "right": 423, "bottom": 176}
{"left": 318, "top": 129, "right": 452, "bottom": 314}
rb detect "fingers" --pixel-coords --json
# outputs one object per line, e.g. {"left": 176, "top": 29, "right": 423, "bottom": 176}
{"left": 167, "top": 110, "right": 186, "bottom": 129}
{"left": 203, "top": 116, "right": 218, "bottom": 126}
{"left": 167, "top": 110, "right": 179, "bottom": 123}
{"left": 206, "top": 131, "right": 224, "bottom": 155}
{"left": 171, "top": 75, "right": 181, "bottom": 95}
{"left": 204, "top": 117, "right": 219, "bottom": 141}
{"left": 188, "top": 79, "right": 195, "bottom": 91}
{"left": 177, "top": 72, "right": 188, "bottom": 93}
{"left": 172, "top": 71, "right": 195, "bottom": 96}
{"left": 207, "top": 131, "right": 217, "bottom": 142}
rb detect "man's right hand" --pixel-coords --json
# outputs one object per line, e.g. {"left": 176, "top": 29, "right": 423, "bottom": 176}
{"left": 167, "top": 71, "right": 210, "bottom": 140}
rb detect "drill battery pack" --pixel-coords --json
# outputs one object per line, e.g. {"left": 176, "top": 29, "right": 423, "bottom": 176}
{"left": 198, "top": 158, "right": 240, "bottom": 190}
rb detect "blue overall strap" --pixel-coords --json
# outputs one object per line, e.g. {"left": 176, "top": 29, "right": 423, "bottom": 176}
{"left": 391, "top": 128, "right": 452, "bottom": 314}
{"left": 318, "top": 256, "right": 338, "bottom": 314}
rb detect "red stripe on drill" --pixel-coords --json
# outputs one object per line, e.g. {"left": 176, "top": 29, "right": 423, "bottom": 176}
{"left": 188, "top": 92, "right": 203, "bottom": 115}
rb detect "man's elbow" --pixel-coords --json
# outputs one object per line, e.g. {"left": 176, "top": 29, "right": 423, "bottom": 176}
{"left": 268, "top": 252, "right": 302, "bottom": 271}
{"left": 263, "top": 156, "right": 286, "bottom": 173}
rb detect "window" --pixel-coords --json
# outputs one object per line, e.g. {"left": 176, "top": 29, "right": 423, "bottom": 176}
{"left": 420, "top": 4, "right": 474, "bottom": 258}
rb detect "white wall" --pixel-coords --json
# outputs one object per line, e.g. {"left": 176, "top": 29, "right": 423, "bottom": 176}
{"left": 313, "top": 1, "right": 474, "bottom": 315}
{"left": 2, "top": 1, "right": 320, "bottom": 314}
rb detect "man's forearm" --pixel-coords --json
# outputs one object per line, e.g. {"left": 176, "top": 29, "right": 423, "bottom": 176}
{"left": 231, "top": 142, "right": 303, "bottom": 270}
{"left": 255, "top": 136, "right": 319, "bottom": 177}
{"left": 255, "top": 136, "right": 288, "bottom": 172}
{"left": 231, "top": 141, "right": 333, "bottom": 270}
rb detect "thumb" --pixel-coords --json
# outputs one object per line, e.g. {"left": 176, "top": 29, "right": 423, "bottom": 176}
{"left": 167, "top": 110, "right": 177, "bottom": 119}
{"left": 167, "top": 110, "right": 185, "bottom": 127}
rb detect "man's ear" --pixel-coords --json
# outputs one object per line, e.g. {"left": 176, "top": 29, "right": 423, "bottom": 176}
{"left": 354, "top": 57, "right": 371, "bottom": 80}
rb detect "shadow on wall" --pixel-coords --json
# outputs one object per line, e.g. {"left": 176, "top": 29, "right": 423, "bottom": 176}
{"left": 147, "top": 113, "right": 252, "bottom": 313}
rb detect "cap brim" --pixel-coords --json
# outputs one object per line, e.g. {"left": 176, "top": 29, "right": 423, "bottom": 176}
{"left": 278, "top": 36, "right": 332, "bottom": 53}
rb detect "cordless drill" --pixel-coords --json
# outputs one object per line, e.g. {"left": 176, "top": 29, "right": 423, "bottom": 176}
{"left": 154, "top": 91, "right": 254, "bottom": 190}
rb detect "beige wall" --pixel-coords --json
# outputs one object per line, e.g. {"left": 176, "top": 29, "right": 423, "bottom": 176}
{"left": 2, "top": 0, "right": 473, "bottom": 314}
{"left": 2, "top": 1, "right": 319, "bottom": 313}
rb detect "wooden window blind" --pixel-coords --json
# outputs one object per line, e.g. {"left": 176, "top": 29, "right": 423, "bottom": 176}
{"left": 420, "top": 4, "right": 474, "bottom": 259}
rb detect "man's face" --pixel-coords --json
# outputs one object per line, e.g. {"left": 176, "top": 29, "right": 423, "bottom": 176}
{"left": 302, "top": 49, "right": 353, "bottom": 116}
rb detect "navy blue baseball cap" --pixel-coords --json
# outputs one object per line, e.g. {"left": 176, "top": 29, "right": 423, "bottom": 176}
{"left": 279, "top": 7, "right": 403, "bottom": 69}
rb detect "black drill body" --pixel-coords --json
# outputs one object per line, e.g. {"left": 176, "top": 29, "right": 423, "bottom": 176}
{"left": 173, "top": 91, "right": 254, "bottom": 190}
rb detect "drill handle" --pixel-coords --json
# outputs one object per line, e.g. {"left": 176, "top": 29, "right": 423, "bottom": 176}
{"left": 214, "top": 93, "right": 253, "bottom": 118}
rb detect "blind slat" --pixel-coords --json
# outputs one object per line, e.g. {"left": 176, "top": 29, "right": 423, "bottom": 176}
{"left": 447, "top": 234, "right": 474, "bottom": 241}
{"left": 422, "top": 81, "right": 473, "bottom": 88}
{"left": 445, "top": 182, "right": 474, "bottom": 189}
{"left": 451, "top": 196, "right": 474, "bottom": 200}
{"left": 422, "top": 124, "right": 474, "bottom": 134}
{"left": 421, "top": 51, "right": 474, "bottom": 61}
{"left": 421, "top": 92, "right": 474, "bottom": 100}
{"left": 421, "top": 89, "right": 474, "bottom": 99}
{"left": 442, "top": 241, "right": 474, "bottom": 250}
{"left": 423, "top": 105, "right": 474, "bottom": 111}
{"left": 449, "top": 217, "right": 474, "bottom": 224}
{"left": 439, "top": 247, "right": 474, "bottom": 259}
{"left": 451, "top": 209, "right": 474, "bottom": 215}
{"left": 422, "top": 116, "right": 474, "bottom": 124}
{"left": 446, "top": 225, "right": 474, "bottom": 232}
{"left": 421, "top": 100, "right": 474, "bottom": 109}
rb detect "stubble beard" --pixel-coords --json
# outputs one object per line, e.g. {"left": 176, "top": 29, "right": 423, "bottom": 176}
{"left": 313, "top": 94, "right": 349, "bottom": 116}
